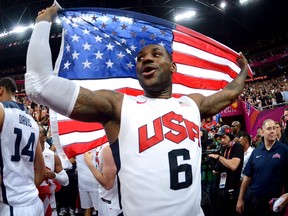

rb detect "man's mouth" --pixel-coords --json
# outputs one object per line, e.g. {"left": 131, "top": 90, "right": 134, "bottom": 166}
{"left": 142, "top": 66, "right": 156, "bottom": 76}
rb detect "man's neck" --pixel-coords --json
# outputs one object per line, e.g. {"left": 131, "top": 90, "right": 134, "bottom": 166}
{"left": 223, "top": 141, "right": 233, "bottom": 148}
{"left": 243, "top": 145, "right": 249, "bottom": 152}
{"left": 265, "top": 139, "right": 276, "bottom": 150}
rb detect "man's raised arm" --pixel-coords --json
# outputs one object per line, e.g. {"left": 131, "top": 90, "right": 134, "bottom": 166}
{"left": 25, "top": 5, "right": 80, "bottom": 117}
{"left": 190, "top": 52, "right": 248, "bottom": 118}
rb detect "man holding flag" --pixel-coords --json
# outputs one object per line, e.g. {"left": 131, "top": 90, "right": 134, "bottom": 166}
{"left": 25, "top": 4, "right": 248, "bottom": 216}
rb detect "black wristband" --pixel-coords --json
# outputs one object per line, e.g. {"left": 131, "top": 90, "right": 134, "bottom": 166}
{"left": 217, "top": 155, "right": 221, "bottom": 160}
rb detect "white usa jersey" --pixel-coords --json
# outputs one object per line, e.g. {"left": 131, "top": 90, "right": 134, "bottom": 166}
{"left": 76, "top": 148, "right": 99, "bottom": 192}
{"left": 98, "top": 145, "right": 121, "bottom": 210}
{"left": 111, "top": 95, "right": 204, "bottom": 216}
{"left": 0, "top": 101, "right": 40, "bottom": 206}
{"left": 43, "top": 148, "right": 55, "bottom": 172}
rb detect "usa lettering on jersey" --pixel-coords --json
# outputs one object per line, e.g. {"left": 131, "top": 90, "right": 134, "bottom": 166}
{"left": 138, "top": 111, "right": 200, "bottom": 153}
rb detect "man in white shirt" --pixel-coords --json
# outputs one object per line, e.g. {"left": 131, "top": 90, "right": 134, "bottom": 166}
{"left": 239, "top": 133, "right": 254, "bottom": 180}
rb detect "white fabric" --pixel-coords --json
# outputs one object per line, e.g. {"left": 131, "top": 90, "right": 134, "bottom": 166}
{"left": 44, "top": 141, "right": 51, "bottom": 149}
{"left": 55, "top": 169, "right": 69, "bottom": 186}
{"left": 273, "top": 197, "right": 285, "bottom": 212}
{"left": 98, "top": 199, "right": 122, "bottom": 216}
{"left": 43, "top": 148, "right": 55, "bottom": 172}
{"left": 26, "top": 21, "right": 79, "bottom": 117}
{"left": 241, "top": 146, "right": 254, "bottom": 179}
{"left": 79, "top": 190, "right": 99, "bottom": 210}
{"left": 40, "top": 148, "right": 57, "bottom": 214}
{"left": 76, "top": 149, "right": 99, "bottom": 191}
{"left": 98, "top": 145, "right": 121, "bottom": 211}
{"left": 57, "top": 151, "right": 73, "bottom": 170}
{"left": 0, "top": 197, "right": 44, "bottom": 216}
{"left": 282, "top": 91, "right": 288, "bottom": 102}
{"left": 0, "top": 102, "right": 40, "bottom": 206}
{"left": 116, "top": 95, "right": 204, "bottom": 216}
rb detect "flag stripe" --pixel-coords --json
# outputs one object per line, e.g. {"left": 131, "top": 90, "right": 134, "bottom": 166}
{"left": 176, "top": 63, "right": 234, "bottom": 83}
{"left": 173, "top": 27, "right": 253, "bottom": 77}
{"left": 173, "top": 41, "right": 240, "bottom": 73}
{"left": 58, "top": 120, "right": 103, "bottom": 134}
{"left": 172, "top": 73, "right": 229, "bottom": 90}
{"left": 60, "top": 130, "right": 106, "bottom": 146}
{"left": 173, "top": 52, "right": 239, "bottom": 78}
{"left": 63, "top": 137, "right": 108, "bottom": 158}
{"left": 173, "top": 28, "right": 238, "bottom": 64}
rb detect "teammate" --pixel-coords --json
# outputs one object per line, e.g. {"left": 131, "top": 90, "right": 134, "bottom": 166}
{"left": 38, "top": 124, "right": 69, "bottom": 216}
{"left": 75, "top": 148, "right": 100, "bottom": 216}
{"left": 0, "top": 77, "right": 46, "bottom": 215}
{"left": 84, "top": 144, "right": 122, "bottom": 216}
{"left": 25, "top": 5, "right": 249, "bottom": 216}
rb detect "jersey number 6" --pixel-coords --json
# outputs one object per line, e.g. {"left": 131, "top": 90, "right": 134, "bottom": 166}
{"left": 169, "top": 148, "right": 192, "bottom": 190}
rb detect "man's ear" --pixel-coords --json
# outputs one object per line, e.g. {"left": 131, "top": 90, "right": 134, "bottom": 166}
{"left": 171, "top": 62, "right": 177, "bottom": 73}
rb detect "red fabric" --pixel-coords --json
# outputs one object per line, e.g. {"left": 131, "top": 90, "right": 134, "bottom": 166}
{"left": 38, "top": 183, "right": 52, "bottom": 216}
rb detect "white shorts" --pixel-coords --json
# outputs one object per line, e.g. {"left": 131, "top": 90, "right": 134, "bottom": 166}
{"left": 79, "top": 189, "right": 99, "bottom": 210}
{"left": 0, "top": 197, "right": 44, "bottom": 216}
{"left": 98, "top": 198, "right": 122, "bottom": 216}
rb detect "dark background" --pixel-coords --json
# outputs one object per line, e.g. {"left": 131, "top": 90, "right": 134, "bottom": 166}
{"left": 0, "top": 0, "right": 287, "bottom": 49}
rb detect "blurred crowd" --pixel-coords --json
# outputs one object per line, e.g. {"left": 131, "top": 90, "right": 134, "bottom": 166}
{"left": 240, "top": 73, "right": 288, "bottom": 110}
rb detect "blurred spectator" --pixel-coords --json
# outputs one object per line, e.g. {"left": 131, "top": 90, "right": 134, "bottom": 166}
{"left": 202, "top": 116, "right": 218, "bottom": 140}
{"left": 283, "top": 108, "right": 288, "bottom": 140}
{"left": 239, "top": 133, "right": 254, "bottom": 181}
{"left": 231, "top": 121, "right": 246, "bottom": 141}
{"left": 252, "top": 127, "right": 263, "bottom": 147}
{"left": 275, "top": 122, "right": 288, "bottom": 144}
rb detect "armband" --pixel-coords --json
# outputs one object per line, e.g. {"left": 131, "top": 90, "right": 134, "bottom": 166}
{"left": 54, "top": 169, "right": 69, "bottom": 186}
{"left": 26, "top": 21, "right": 79, "bottom": 117}
{"left": 217, "top": 155, "right": 221, "bottom": 160}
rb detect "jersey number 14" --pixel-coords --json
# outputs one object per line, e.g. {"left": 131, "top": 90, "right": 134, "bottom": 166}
{"left": 11, "top": 127, "right": 35, "bottom": 162}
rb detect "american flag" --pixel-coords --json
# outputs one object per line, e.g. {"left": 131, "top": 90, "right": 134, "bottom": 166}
{"left": 50, "top": 8, "right": 252, "bottom": 158}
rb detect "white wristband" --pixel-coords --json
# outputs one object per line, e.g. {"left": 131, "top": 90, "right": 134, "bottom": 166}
{"left": 54, "top": 169, "right": 69, "bottom": 186}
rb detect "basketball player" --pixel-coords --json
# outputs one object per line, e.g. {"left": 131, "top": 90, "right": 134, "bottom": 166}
{"left": 38, "top": 124, "right": 69, "bottom": 216}
{"left": 84, "top": 144, "right": 122, "bottom": 216}
{"left": 0, "top": 77, "right": 46, "bottom": 215}
{"left": 75, "top": 148, "right": 100, "bottom": 216}
{"left": 25, "top": 5, "right": 248, "bottom": 216}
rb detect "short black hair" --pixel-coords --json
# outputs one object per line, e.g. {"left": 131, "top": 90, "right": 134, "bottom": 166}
{"left": 241, "top": 132, "right": 251, "bottom": 145}
{"left": 0, "top": 77, "right": 17, "bottom": 93}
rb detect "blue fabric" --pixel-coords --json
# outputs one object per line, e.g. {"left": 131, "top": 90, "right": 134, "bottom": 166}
{"left": 57, "top": 8, "right": 174, "bottom": 80}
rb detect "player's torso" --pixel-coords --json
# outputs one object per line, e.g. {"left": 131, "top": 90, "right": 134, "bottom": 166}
{"left": 0, "top": 101, "right": 39, "bottom": 206}
{"left": 76, "top": 149, "right": 99, "bottom": 191}
{"left": 43, "top": 148, "right": 55, "bottom": 172}
{"left": 114, "top": 95, "right": 204, "bottom": 216}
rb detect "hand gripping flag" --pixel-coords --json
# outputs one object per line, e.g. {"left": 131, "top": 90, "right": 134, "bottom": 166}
{"left": 50, "top": 7, "right": 253, "bottom": 158}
